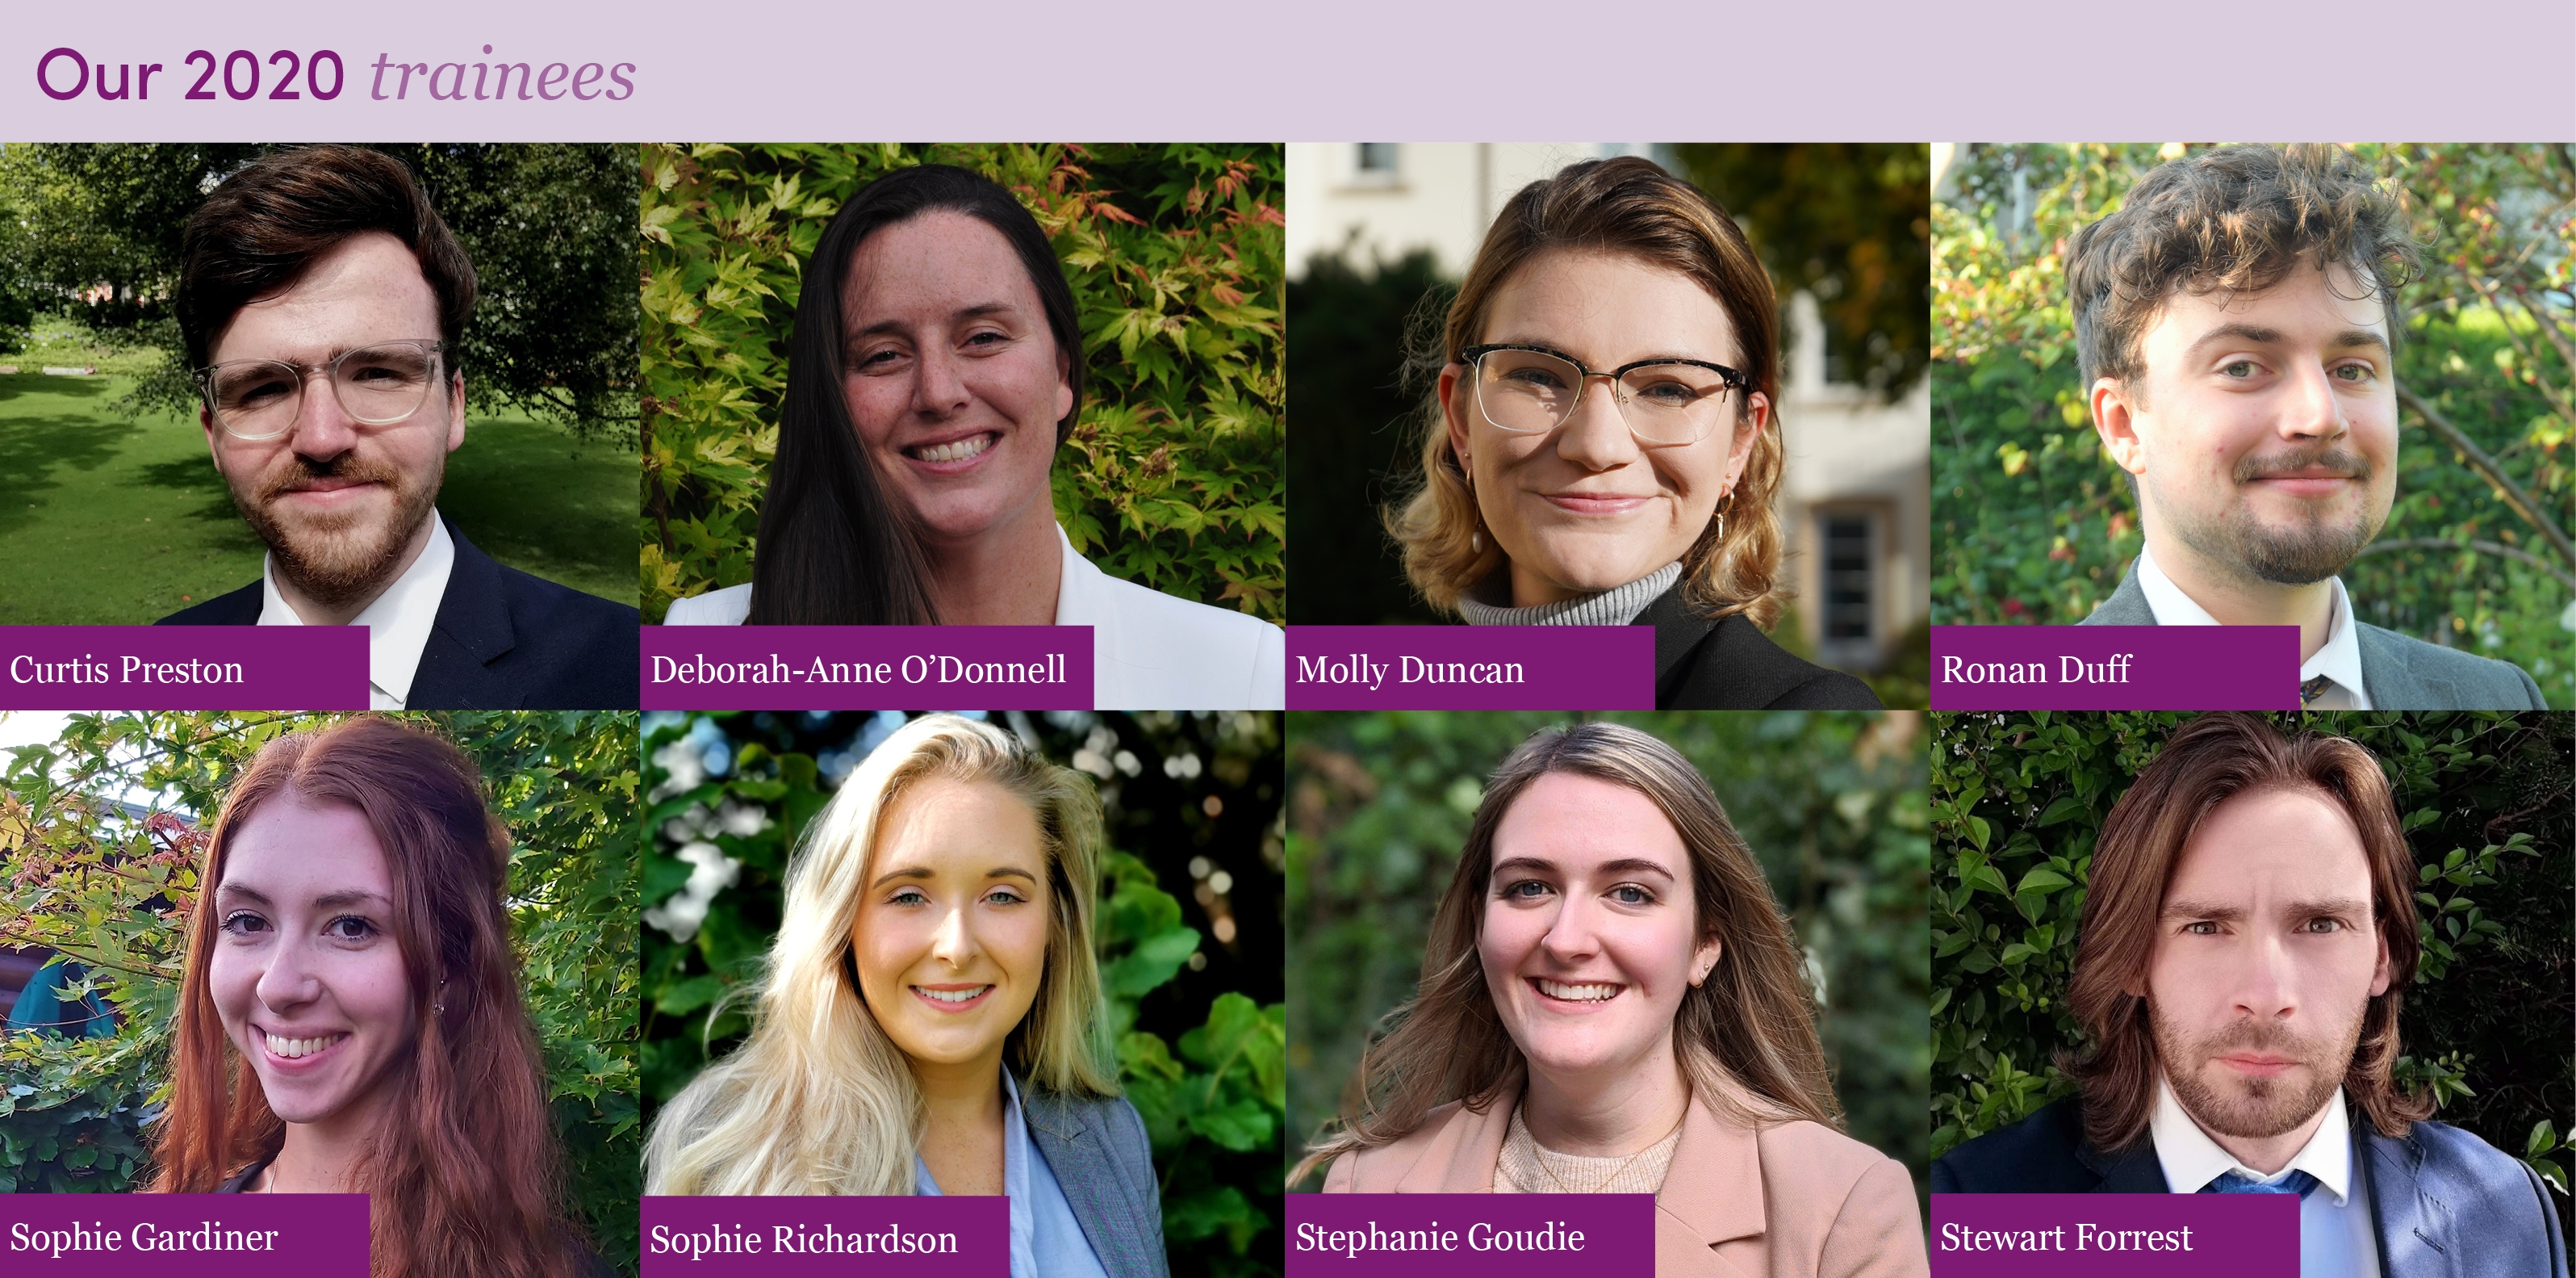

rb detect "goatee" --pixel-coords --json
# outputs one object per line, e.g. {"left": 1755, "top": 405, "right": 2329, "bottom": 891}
{"left": 231, "top": 452, "right": 440, "bottom": 611}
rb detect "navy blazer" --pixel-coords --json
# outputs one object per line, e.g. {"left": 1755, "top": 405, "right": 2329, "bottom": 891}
{"left": 1933, "top": 1098, "right": 2569, "bottom": 1277}
{"left": 1020, "top": 1078, "right": 1170, "bottom": 1278}
{"left": 156, "top": 513, "right": 638, "bottom": 710}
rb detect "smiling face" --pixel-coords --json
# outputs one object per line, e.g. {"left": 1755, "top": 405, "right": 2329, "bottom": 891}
{"left": 2144, "top": 786, "right": 2390, "bottom": 1142}
{"left": 1477, "top": 772, "right": 1721, "bottom": 1084}
{"left": 840, "top": 212, "right": 1074, "bottom": 551}
{"left": 851, "top": 776, "right": 1053, "bottom": 1075}
{"left": 1441, "top": 250, "right": 1766, "bottom": 607}
{"left": 203, "top": 232, "right": 463, "bottom": 609}
{"left": 207, "top": 794, "right": 419, "bottom": 1133}
{"left": 2095, "top": 262, "right": 2398, "bottom": 587}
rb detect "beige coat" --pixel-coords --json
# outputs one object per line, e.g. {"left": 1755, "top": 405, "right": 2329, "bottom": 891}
{"left": 1321, "top": 1087, "right": 1927, "bottom": 1278}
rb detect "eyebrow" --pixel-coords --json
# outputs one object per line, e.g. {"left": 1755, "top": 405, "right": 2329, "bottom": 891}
{"left": 2160, "top": 896, "right": 2373, "bottom": 923}
{"left": 1485, "top": 338, "right": 1718, "bottom": 368}
{"left": 1491, "top": 856, "right": 1676, "bottom": 882}
{"left": 869, "top": 865, "right": 1041, "bottom": 890}
{"left": 848, "top": 302, "right": 1019, "bottom": 344}
{"left": 215, "top": 885, "right": 391, "bottom": 911}
{"left": 2184, "top": 322, "right": 2390, "bottom": 361}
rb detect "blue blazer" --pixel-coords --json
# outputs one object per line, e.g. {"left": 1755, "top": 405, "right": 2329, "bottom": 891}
{"left": 1018, "top": 1082, "right": 1169, "bottom": 1278}
{"left": 1932, "top": 1098, "right": 2568, "bottom": 1277}
{"left": 156, "top": 513, "right": 638, "bottom": 710}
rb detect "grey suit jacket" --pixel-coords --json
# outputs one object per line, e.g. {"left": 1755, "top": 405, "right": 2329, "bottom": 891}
{"left": 1021, "top": 1079, "right": 1169, "bottom": 1278}
{"left": 2078, "top": 561, "right": 2548, "bottom": 710}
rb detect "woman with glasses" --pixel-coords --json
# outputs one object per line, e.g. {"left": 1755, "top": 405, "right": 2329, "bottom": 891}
{"left": 1386, "top": 157, "right": 1880, "bottom": 709}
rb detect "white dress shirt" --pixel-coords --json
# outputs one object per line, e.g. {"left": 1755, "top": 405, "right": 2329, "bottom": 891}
{"left": 2135, "top": 543, "right": 2371, "bottom": 708}
{"left": 661, "top": 523, "right": 1285, "bottom": 710}
{"left": 256, "top": 517, "right": 454, "bottom": 710}
{"left": 2152, "top": 1078, "right": 2381, "bottom": 1278}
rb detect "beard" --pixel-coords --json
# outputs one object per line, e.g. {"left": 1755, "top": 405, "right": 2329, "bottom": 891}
{"left": 228, "top": 448, "right": 441, "bottom": 611}
{"left": 2151, "top": 999, "right": 2365, "bottom": 1141}
{"left": 2161, "top": 442, "right": 2386, "bottom": 586}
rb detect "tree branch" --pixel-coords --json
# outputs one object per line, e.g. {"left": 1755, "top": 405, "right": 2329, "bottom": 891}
{"left": 2396, "top": 383, "right": 2576, "bottom": 572}
{"left": 2357, "top": 537, "right": 2576, "bottom": 593}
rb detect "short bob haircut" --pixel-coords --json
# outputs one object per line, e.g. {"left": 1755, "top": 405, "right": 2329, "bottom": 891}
{"left": 2062, "top": 712, "right": 2432, "bottom": 1154}
{"left": 1385, "top": 157, "right": 1788, "bottom": 628}
{"left": 746, "top": 164, "right": 1086, "bottom": 626}
{"left": 1294, "top": 721, "right": 1837, "bottom": 1186}
{"left": 644, "top": 714, "right": 1117, "bottom": 1196}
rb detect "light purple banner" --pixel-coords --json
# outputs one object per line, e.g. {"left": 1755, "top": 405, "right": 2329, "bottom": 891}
{"left": 0, "top": 1193, "right": 367, "bottom": 1275}
{"left": 639, "top": 626, "right": 1091, "bottom": 710}
{"left": 0, "top": 626, "right": 369, "bottom": 710}
{"left": 1287, "top": 626, "right": 1653, "bottom": 710}
{"left": 1287, "top": 1192, "right": 1652, "bottom": 1276}
{"left": 1931, "top": 1192, "right": 2296, "bottom": 1276}
{"left": 1929, "top": 626, "right": 2301, "bottom": 710}
{"left": 639, "top": 1195, "right": 1005, "bottom": 1276}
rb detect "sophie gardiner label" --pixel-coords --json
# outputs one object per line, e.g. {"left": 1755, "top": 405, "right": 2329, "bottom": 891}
{"left": 4, "top": 1194, "right": 368, "bottom": 1275}
{"left": 1931, "top": 1194, "right": 2296, "bottom": 1276}
{"left": 639, "top": 1196, "right": 1005, "bottom": 1276}
{"left": 1286, "top": 1193, "right": 1654, "bottom": 1276}
{"left": 638, "top": 625, "right": 1094, "bottom": 711}
{"left": 1928, "top": 626, "right": 2302, "bottom": 710}
{"left": 0, "top": 626, "right": 369, "bottom": 710}
{"left": 1286, "top": 626, "right": 1654, "bottom": 711}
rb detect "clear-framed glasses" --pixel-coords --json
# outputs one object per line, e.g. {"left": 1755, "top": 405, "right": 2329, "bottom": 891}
{"left": 1462, "top": 342, "right": 1749, "bottom": 446}
{"left": 194, "top": 340, "right": 449, "bottom": 442}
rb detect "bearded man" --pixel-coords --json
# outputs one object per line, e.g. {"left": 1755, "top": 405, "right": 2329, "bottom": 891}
{"left": 157, "top": 145, "right": 634, "bottom": 709}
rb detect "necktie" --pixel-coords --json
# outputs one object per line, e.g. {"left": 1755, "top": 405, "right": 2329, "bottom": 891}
{"left": 2202, "top": 1168, "right": 2319, "bottom": 1197}
{"left": 2300, "top": 675, "right": 2333, "bottom": 706}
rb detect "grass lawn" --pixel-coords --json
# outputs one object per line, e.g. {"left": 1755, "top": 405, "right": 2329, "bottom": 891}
{"left": 0, "top": 371, "right": 638, "bottom": 624}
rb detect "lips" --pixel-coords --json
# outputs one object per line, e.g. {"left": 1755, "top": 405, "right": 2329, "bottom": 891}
{"left": 911, "top": 983, "right": 994, "bottom": 1012}
{"left": 903, "top": 432, "right": 997, "bottom": 467}
{"left": 1539, "top": 492, "right": 1652, "bottom": 515}
{"left": 2215, "top": 1053, "right": 2297, "bottom": 1077}
{"left": 1532, "top": 977, "right": 1623, "bottom": 1004}
{"left": 260, "top": 1028, "right": 349, "bottom": 1062}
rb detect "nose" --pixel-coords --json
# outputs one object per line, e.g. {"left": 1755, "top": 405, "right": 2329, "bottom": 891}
{"left": 2231, "top": 932, "right": 2299, "bottom": 1022}
{"left": 253, "top": 937, "right": 323, "bottom": 1014}
{"left": 1553, "top": 375, "right": 1642, "bottom": 472}
{"left": 912, "top": 344, "right": 972, "bottom": 419}
{"left": 1537, "top": 896, "right": 1603, "bottom": 966}
{"left": 930, "top": 900, "right": 981, "bottom": 970}
{"left": 2278, "top": 361, "right": 2347, "bottom": 443}
{"left": 288, "top": 366, "right": 359, "bottom": 461}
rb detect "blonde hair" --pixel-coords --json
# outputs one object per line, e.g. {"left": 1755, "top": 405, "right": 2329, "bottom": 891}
{"left": 643, "top": 714, "right": 1116, "bottom": 1195}
{"left": 1385, "top": 157, "right": 1788, "bottom": 628}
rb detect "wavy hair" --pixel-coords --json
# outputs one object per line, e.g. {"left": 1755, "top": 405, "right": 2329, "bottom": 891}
{"left": 1294, "top": 721, "right": 1838, "bottom": 1185}
{"left": 644, "top": 714, "right": 1115, "bottom": 1195}
{"left": 152, "top": 717, "right": 581, "bottom": 1278}
{"left": 1385, "top": 156, "right": 1788, "bottom": 627}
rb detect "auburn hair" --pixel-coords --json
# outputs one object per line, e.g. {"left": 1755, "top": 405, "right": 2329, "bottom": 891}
{"left": 152, "top": 717, "right": 583, "bottom": 1278}
{"left": 2063, "top": 712, "right": 2432, "bottom": 1153}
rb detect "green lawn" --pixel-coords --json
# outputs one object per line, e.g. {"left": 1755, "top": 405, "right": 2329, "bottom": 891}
{"left": 0, "top": 371, "right": 638, "bottom": 623}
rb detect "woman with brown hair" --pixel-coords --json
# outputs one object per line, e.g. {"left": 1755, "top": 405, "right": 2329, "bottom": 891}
{"left": 1298, "top": 722, "right": 1923, "bottom": 1278}
{"left": 151, "top": 716, "right": 606, "bottom": 1278}
{"left": 1386, "top": 157, "right": 1878, "bottom": 709}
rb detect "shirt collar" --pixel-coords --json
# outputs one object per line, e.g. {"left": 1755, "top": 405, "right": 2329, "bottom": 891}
{"left": 2135, "top": 543, "right": 2369, "bottom": 707}
{"left": 2151, "top": 1075, "right": 2353, "bottom": 1205}
{"left": 255, "top": 515, "right": 454, "bottom": 709}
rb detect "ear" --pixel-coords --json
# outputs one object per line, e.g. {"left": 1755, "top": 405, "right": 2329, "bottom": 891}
{"left": 2092, "top": 375, "right": 2149, "bottom": 477}
{"left": 444, "top": 371, "right": 467, "bottom": 455}
{"left": 1053, "top": 345, "right": 1077, "bottom": 432}
{"left": 1724, "top": 390, "right": 1771, "bottom": 493}
{"left": 199, "top": 403, "right": 224, "bottom": 470}
{"left": 2368, "top": 921, "right": 2392, "bottom": 999}
{"left": 1690, "top": 934, "right": 1722, "bottom": 987}
{"left": 1438, "top": 362, "right": 1473, "bottom": 480}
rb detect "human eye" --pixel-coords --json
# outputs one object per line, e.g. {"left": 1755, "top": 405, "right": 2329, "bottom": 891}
{"left": 962, "top": 328, "right": 1012, "bottom": 351}
{"left": 2330, "top": 360, "right": 2377, "bottom": 383}
{"left": 888, "top": 886, "right": 930, "bottom": 907}
{"left": 220, "top": 910, "right": 270, "bottom": 937}
{"left": 1498, "top": 364, "right": 1570, "bottom": 391}
{"left": 848, "top": 344, "right": 908, "bottom": 375}
{"left": 324, "top": 915, "right": 378, "bottom": 942}
{"left": 2181, "top": 920, "right": 2222, "bottom": 936}
{"left": 1607, "top": 883, "right": 1658, "bottom": 907}
{"left": 1498, "top": 878, "right": 1554, "bottom": 902}
{"left": 984, "top": 886, "right": 1029, "bottom": 906}
{"left": 2299, "top": 916, "right": 2347, "bottom": 934}
{"left": 2218, "top": 359, "right": 2262, "bottom": 379}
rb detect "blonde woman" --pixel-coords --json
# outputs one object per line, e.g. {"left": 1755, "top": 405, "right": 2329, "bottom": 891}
{"left": 1298, "top": 723, "right": 1924, "bottom": 1278}
{"left": 645, "top": 714, "right": 1164, "bottom": 1278}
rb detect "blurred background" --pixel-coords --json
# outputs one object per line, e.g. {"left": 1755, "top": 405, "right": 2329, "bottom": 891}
{"left": 639, "top": 710, "right": 1284, "bottom": 1278}
{"left": 1931, "top": 144, "right": 2574, "bottom": 707}
{"left": 1284, "top": 710, "right": 1930, "bottom": 1207}
{"left": 1286, "top": 143, "right": 1930, "bottom": 706}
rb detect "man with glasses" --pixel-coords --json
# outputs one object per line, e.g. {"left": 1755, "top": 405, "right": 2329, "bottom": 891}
{"left": 157, "top": 145, "right": 635, "bottom": 710}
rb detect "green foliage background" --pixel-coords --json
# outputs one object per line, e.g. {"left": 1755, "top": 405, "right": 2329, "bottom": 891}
{"left": 639, "top": 144, "right": 1286, "bottom": 624}
{"left": 1929, "top": 710, "right": 2573, "bottom": 1231}
{"left": 1285, "top": 710, "right": 1931, "bottom": 1200}
{"left": 1932, "top": 145, "right": 2574, "bottom": 706}
{"left": 638, "top": 710, "right": 1285, "bottom": 1278}
{"left": 0, "top": 712, "right": 640, "bottom": 1269}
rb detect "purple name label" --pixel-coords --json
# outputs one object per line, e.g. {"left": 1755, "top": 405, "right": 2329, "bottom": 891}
{"left": 639, "top": 626, "right": 1092, "bottom": 710}
{"left": 1932, "top": 1193, "right": 2295, "bottom": 1276}
{"left": 1287, "top": 1192, "right": 1652, "bottom": 1276}
{"left": 0, "top": 626, "right": 369, "bottom": 710}
{"left": 1929, "top": 626, "right": 2301, "bottom": 710}
{"left": 1, "top": 1193, "right": 367, "bottom": 1275}
{"left": 639, "top": 1195, "right": 1005, "bottom": 1276}
{"left": 1286, "top": 626, "right": 1653, "bottom": 710}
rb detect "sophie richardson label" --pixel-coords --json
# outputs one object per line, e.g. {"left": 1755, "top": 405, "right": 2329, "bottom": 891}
{"left": 639, "top": 1196, "right": 1004, "bottom": 1276}
{"left": 1287, "top": 1193, "right": 1652, "bottom": 1276}
{"left": 1931, "top": 1193, "right": 2295, "bottom": 1276}
{"left": 639, "top": 625, "right": 1093, "bottom": 710}
{"left": 1286, "top": 626, "right": 1654, "bottom": 710}
{"left": 3, "top": 1194, "right": 366, "bottom": 1275}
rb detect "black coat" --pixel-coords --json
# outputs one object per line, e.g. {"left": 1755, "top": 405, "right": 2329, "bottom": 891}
{"left": 157, "top": 514, "right": 638, "bottom": 710}
{"left": 1633, "top": 584, "right": 1882, "bottom": 709}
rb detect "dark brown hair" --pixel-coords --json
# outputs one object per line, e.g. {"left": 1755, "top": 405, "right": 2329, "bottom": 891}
{"left": 153, "top": 717, "right": 583, "bottom": 1278}
{"left": 177, "top": 145, "right": 477, "bottom": 371}
{"left": 2067, "top": 144, "right": 2419, "bottom": 396}
{"left": 2063, "top": 712, "right": 2430, "bottom": 1153}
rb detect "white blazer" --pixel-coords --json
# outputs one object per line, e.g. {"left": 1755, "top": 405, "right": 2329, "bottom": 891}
{"left": 660, "top": 525, "right": 1284, "bottom": 710}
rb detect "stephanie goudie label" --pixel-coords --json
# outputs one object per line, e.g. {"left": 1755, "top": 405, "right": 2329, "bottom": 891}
{"left": 640, "top": 1196, "right": 1006, "bottom": 1276}
{"left": 2, "top": 1194, "right": 368, "bottom": 1276}
{"left": 1286, "top": 1193, "right": 1652, "bottom": 1276}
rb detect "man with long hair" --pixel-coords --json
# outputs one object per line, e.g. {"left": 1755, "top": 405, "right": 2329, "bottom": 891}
{"left": 1932, "top": 714, "right": 2564, "bottom": 1276}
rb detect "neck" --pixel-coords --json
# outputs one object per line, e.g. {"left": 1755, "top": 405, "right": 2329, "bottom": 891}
{"left": 2143, "top": 527, "right": 2336, "bottom": 662}
{"left": 2185, "top": 1088, "right": 2335, "bottom": 1179}
{"left": 274, "top": 513, "right": 437, "bottom": 627}
{"left": 910, "top": 1047, "right": 1008, "bottom": 1132}
{"left": 921, "top": 501, "right": 1062, "bottom": 626}
{"left": 1506, "top": 560, "right": 1583, "bottom": 610}
{"left": 263, "top": 1097, "right": 387, "bottom": 1193}
{"left": 1518, "top": 1039, "right": 1692, "bottom": 1159}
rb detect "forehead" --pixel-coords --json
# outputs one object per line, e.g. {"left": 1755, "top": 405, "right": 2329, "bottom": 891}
{"left": 1480, "top": 249, "right": 1738, "bottom": 365}
{"left": 2164, "top": 786, "right": 2376, "bottom": 906}
{"left": 209, "top": 231, "right": 441, "bottom": 365}
{"left": 871, "top": 775, "right": 1047, "bottom": 874}
{"left": 220, "top": 795, "right": 394, "bottom": 899}
{"left": 1491, "top": 770, "right": 1689, "bottom": 874}
{"left": 842, "top": 210, "right": 1044, "bottom": 324}
{"left": 2135, "top": 260, "right": 2389, "bottom": 362}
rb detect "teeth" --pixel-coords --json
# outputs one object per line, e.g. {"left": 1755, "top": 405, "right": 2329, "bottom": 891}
{"left": 1537, "top": 979, "right": 1620, "bottom": 1003}
{"left": 265, "top": 1031, "right": 346, "bottom": 1058}
{"left": 917, "top": 986, "right": 991, "bottom": 1004}
{"left": 914, "top": 434, "right": 992, "bottom": 463}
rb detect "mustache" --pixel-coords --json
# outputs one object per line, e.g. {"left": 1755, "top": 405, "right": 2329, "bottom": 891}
{"left": 2189, "top": 1019, "right": 2327, "bottom": 1060}
{"left": 2234, "top": 442, "right": 2374, "bottom": 485}
{"left": 252, "top": 452, "right": 403, "bottom": 505}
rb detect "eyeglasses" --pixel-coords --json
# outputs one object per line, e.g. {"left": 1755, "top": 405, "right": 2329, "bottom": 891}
{"left": 195, "top": 341, "right": 449, "bottom": 442}
{"left": 1462, "top": 343, "right": 1750, "bottom": 446}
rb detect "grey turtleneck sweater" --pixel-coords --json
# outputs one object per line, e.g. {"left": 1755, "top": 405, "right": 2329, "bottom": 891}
{"left": 1455, "top": 560, "right": 1683, "bottom": 626}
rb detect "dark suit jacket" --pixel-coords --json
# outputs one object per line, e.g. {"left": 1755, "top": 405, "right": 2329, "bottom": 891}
{"left": 157, "top": 513, "right": 638, "bottom": 710}
{"left": 1021, "top": 1078, "right": 1171, "bottom": 1278}
{"left": 1933, "top": 1098, "right": 2569, "bottom": 1278}
{"left": 1633, "top": 584, "right": 1883, "bottom": 710}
